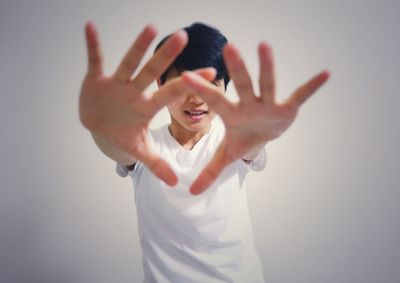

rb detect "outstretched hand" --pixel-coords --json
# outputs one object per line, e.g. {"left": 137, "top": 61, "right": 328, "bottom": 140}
{"left": 79, "top": 22, "right": 215, "bottom": 186}
{"left": 183, "top": 43, "right": 330, "bottom": 194}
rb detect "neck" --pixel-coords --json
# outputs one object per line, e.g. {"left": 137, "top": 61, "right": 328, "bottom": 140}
{"left": 168, "top": 120, "right": 210, "bottom": 150}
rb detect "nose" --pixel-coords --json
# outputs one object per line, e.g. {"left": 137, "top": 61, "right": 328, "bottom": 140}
{"left": 187, "top": 94, "right": 204, "bottom": 105}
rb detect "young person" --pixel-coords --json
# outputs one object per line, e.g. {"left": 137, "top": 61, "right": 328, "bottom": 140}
{"left": 79, "top": 21, "right": 329, "bottom": 283}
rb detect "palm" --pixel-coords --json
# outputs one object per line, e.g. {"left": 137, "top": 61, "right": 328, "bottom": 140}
{"left": 183, "top": 42, "right": 329, "bottom": 194}
{"left": 221, "top": 102, "right": 297, "bottom": 161}
{"left": 80, "top": 76, "right": 154, "bottom": 156}
{"left": 79, "top": 22, "right": 198, "bottom": 185}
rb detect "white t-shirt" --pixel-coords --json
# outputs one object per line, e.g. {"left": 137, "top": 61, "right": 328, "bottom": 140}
{"left": 116, "top": 120, "right": 267, "bottom": 283}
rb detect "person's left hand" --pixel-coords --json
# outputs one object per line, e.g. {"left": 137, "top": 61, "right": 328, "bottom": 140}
{"left": 182, "top": 42, "right": 330, "bottom": 194}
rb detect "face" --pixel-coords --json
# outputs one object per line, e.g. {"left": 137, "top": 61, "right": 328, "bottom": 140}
{"left": 160, "top": 70, "right": 225, "bottom": 135}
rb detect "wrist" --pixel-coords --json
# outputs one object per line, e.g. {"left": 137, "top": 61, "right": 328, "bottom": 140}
{"left": 91, "top": 132, "right": 137, "bottom": 165}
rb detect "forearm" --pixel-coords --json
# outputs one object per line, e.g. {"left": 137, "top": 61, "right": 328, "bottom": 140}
{"left": 91, "top": 132, "right": 137, "bottom": 166}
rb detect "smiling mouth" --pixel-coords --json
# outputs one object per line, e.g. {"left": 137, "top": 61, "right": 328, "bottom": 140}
{"left": 184, "top": 110, "right": 208, "bottom": 116}
{"left": 184, "top": 110, "right": 208, "bottom": 121}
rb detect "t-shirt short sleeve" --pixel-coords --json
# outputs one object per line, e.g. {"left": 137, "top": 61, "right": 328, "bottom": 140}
{"left": 116, "top": 163, "right": 129, "bottom": 177}
{"left": 243, "top": 148, "right": 267, "bottom": 171}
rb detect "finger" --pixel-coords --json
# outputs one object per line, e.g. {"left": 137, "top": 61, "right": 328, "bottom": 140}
{"left": 223, "top": 44, "right": 255, "bottom": 103}
{"left": 258, "top": 42, "right": 275, "bottom": 104}
{"left": 285, "top": 70, "right": 330, "bottom": 108}
{"left": 113, "top": 25, "right": 157, "bottom": 82}
{"left": 137, "top": 149, "right": 178, "bottom": 186}
{"left": 190, "top": 145, "right": 233, "bottom": 195}
{"left": 193, "top": 67, "right": 217, "bottom": 82}
{"left": 145, "top": 68, "right": 216, "bottom": 114}
{"left": 182, "top": 71, "right": 235, "bottom": 117}
{"left": 132, "top": 30, "right": 188, "bottom": 90}
{"left": 147, "top": 68, "right": 215, "bottom": 114}
{"left": 147, "top": 77, "right": 190, "bottom": 114}
{"left": 85, "top": 21, "right": 103, "bottom": 78}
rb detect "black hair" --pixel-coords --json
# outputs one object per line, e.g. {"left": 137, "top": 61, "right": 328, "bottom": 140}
{"left": 155, "top": 22, "right": 230, "bottom": 90}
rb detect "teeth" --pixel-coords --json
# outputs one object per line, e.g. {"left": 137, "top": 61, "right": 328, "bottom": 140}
{"left": 186, "top": 110, "right": 206, "bottom": 115}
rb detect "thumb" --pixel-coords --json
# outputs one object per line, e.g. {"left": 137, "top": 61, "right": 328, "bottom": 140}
{"left": 190, "top": 144, "right": 232, "bottom": 195}
{"left": 140, "top": 150, "right": 178, "bottom": 186}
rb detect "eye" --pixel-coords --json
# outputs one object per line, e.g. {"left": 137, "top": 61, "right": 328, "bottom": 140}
{"left": 212, "top": 81, "right": 220, "bottom": 87}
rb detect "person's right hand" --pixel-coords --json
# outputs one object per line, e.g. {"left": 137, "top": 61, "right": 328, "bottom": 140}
{"left": 79, "top": 22, "right": 215, "bottom": 186}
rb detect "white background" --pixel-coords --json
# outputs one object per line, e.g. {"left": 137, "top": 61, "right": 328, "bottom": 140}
{"left": 1, "top": 0, "right": 399, "bottom": 282}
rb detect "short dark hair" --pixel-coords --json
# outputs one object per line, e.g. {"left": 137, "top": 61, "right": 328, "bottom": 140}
{"left": 155, "top": 22, "right": 230, "bottom": 90}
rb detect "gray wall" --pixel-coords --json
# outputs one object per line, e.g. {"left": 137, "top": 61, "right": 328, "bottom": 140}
{"left": 1, "top": 0, "right": 399, "bottom": 282}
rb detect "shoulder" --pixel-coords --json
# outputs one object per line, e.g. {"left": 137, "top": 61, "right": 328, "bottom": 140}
{"left": 148, "top": 124, "right": 169, "bottom": 145}
{"left": 148, "top": 124, "right": 166, "bottom": 138}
